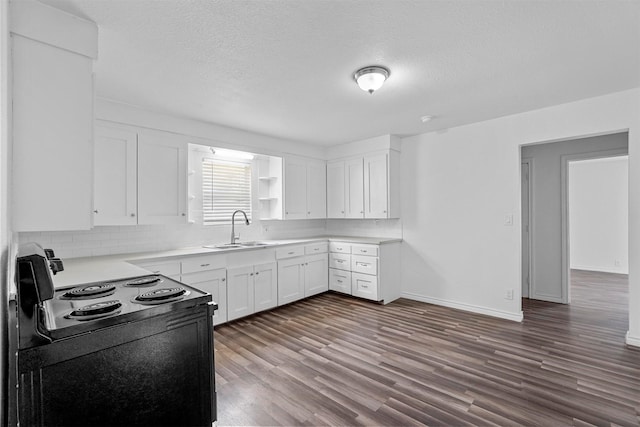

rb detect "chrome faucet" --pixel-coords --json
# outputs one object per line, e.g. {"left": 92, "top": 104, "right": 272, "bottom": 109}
{"left": 230, "top": 210, "right": 250, "bottom": 244}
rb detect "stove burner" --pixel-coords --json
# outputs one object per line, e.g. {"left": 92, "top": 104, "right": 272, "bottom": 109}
{"left": 65, "top": 300, "right": 122, "bottom": 320}
{"left": 122, "top": 275, "right": 162, "bottom": 287}
{"left": 60, "top": 283, "right": 116, "bottom": 300}
{"left": 133, "top": 287, "right": 188, "bottom": 305}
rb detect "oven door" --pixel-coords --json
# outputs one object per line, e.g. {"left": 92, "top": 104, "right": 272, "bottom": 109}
{"left": 17, "top": 303, "right": 216, "bottom": 426}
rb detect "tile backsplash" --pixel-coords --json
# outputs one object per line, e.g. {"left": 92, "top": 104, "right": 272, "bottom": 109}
{"left": 18, "top": 219, "right": 402, "bottom": 259}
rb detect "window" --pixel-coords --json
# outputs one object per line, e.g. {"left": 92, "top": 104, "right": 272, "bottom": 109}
{"left": 202, "top": 159, "right": 252, "bottom": 225}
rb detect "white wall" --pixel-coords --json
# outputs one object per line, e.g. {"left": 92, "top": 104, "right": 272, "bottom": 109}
{"left": 400, "top": 89, "right": 640, "bottom": 339}
{"left": 521, "top": 133, "right": 628, "bottom": 302}
{"left": 569, "top": 156, "right": 628, "bottom": 274}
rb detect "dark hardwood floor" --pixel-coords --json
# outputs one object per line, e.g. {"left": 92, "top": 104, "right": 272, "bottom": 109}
{"left": 214, "top": 270, "right": 640, "bottom": 426}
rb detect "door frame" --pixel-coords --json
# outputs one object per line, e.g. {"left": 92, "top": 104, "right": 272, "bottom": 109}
{"left": 521, "top": 158, "right": 534, "bottom": 300}
{"left": 560, "top": 148, "right": 628, "bottom": 304}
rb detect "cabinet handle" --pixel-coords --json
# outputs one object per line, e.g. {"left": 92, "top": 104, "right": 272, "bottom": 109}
{"left": 256, "top": 272, "right": 259, "bottom": 275}
{"left": 288, "top": 251, "right": 294, "bottom": 255}
{"left": 222, "top": 278, "right": 226, "bottom": 282}
{"left": 337, "top": 279, "right": 343, "bottom": 283}
{"left": 200, "top": 263, "right": 210, "bottom": 267}
{"left": 250, "top": 273, "right": 254, "bottom": 276}
{"left": 383, "top": 210, "right": 387, "bottom": 213}
{"left": 360, "top": 211, "right": 364, "bottom": 214}
{"left": 341, "top": 211, "right": 344, "bottom": 214}
{"left": 93, "top": 209, "right": 99, "bottom": 214}
{"left": 361, "top": 284, "right": 369, "bottom": 288}
{"left": 357, "top": 262, "right": 369, "bottom": 267}
{"left": 314, "top": 248, "right": 319, "bottom": 251}
{"left": 305, "top": 263, "right": 308, "bottom": 266}
{"left": 181, "top": 213, "right": 186, "bottom": 216}
{"left": 131, "top": 213, "right": 136, "bottom": 217}
{"left": 336, "top": 247, "right": 342, "bottom": 250}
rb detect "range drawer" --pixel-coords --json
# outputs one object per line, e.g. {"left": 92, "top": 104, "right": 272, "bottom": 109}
{"left": 329, "top": 242, "right": 351, "bottom": 254}
{"left": 351, "top": 244, "right": 378, "bottom": 257}
{"left": 276, "top": 245, "right": 305, "bottom": 259}
{"left": 351, "top": 272, "right": 379, "bottom": 301}
{"left": 329, "top": 253, "right": 351, "bottom": 271}
{"left": 305, "top": 242, "right": 328, "bottom": 255}
{"left": 351, "top": 255, "right": 378, "bottom": 276}
{"left": 181, "top": 255, "right": 226, "bottom": 275}
{"left": 329, "top": 268, "right": 351, "bottom": 294}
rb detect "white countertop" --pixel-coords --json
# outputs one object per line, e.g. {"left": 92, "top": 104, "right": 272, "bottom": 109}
{"left": 53, "top": 236, "right": 402, "bottom": 288}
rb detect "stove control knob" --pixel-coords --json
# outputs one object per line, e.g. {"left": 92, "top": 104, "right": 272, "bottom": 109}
{"left": 44, "top": 248, "right": 55, "bottom": 259}
{"left": 49, "top": 258, "right": 64, "bottom": 275}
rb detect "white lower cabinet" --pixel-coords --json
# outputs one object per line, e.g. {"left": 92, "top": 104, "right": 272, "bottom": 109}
{"left": 327, "top": 241, "right": 401, "bottom": 304}
{"left": 277, "top": 244, "right": 329, "bottom": 304}
{"left": 181, "top": 268, "right": 227, "bottom": 326}
{"left": 254, "top": 263, "right": 278, "bottom": 313}
{"left": 227, "top": 262, "right": 277, "bottom": 321}
{"left": 277, "top": 257, "right": 305, "bottom": 305}
{"left": 304, "top": 253, "right": 329, "bottom": 297}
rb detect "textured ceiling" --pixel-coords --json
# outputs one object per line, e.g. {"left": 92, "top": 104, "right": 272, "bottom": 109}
{"left": 37, "top": 0, "right": 640, "bottom": 146}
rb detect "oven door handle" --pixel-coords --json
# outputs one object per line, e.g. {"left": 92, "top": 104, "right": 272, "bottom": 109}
{"left": 206, "top": 301, "right": 219, "bottom": 317}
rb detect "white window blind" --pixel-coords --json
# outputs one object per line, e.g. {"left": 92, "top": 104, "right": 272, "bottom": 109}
{"left": 202, "top": 159, "right": 252, "bottom": 225}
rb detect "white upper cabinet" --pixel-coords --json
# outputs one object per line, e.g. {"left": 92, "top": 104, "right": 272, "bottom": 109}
{"left": 94, "top": 126, "right": 138, "bottom": 226}
{"left": 306, "top": 160, "right": 327, "bottom": 219}
{"left": 284, "top": 156, "right": 326, "bottom": 220}
{"left": 284, "top": 157, "right": 308, "bottom": 219}
{"left": 327, "top": 149, "right": 400, "bottom": 219}
{"left": 11, "top": 2, "right": 97, "bottom": 231}
{"left": 137, "top": 132, "right": 188, "bottom": 225}
{"left": 326, "top": 161, "right": 346, "bottom": 218}
{"left": 345, "top": 158, "right": 365, "bottom": 218}
{"left": 364, "top": 153, "right": 389, "bottom": 218}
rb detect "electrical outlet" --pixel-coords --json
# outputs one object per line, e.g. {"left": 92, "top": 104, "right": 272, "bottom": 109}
{"left": 504, "top": 214, "right": 514, "bottom": 226}
{"left": 505, "top": 289, "right": 514, "bottom": 300}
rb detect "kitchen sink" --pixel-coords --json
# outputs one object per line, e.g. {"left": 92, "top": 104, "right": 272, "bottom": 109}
{"left": 237, "top": 241, "right": 271, "bottom": 247}
{"left": 203, "top": 241, "right": 271, "bottom": 250}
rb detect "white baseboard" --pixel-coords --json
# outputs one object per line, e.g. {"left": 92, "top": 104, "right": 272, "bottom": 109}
{"left": 625, "top": 331, "right": 640, "bottom": 348}
{"left": 571, "top": 265, "right": 629, "bottom": 275}
{"left": 401, "top": 292, "right": 523, "bottom": 322}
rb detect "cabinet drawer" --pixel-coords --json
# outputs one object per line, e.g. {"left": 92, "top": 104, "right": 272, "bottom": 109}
{"left": 138, "top": 261, "right": 181, "bottom": 277}
{"left": 351, "top": 255, "right": 378, "bottom": 275}
{"left": 305, "top": 242, "right": 328, "bottom": 255}
{"left": 329, "top": 253, "right": 351, "bottom": 271}
{"left": 351, "top": 244, "right": 378, "bottom": 257}
{"left": 352, "top": 272, "right": 379, "bottom": 301}
{"left": 329, "top": 242, "right": 351, "bottom": 254}
{"left": 180, "top": 268, "right": 226, "bottom": 284}
{"left": 276, "top": 245, "right": 305, "bottom": 259}
{"left": 181, "top": 255, "right": 226, "bottom": 275}
{"left": 329, "top": 268, "right": 351, "bottom": 294}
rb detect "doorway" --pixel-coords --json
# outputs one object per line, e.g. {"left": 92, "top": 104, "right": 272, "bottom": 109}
{"left": 520, "top": 132, "right": 629, "bottom": 306}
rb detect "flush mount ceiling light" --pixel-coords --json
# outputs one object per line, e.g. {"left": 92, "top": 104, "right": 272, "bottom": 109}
{"left": 354, "top": 66, "right": 390, "bottom": 94}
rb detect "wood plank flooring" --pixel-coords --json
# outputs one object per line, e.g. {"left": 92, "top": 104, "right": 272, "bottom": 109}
{"left": 214, "top": 270, "right": 640, "bottom": 426}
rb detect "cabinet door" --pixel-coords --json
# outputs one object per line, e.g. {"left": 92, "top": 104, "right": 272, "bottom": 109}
{"left": 284, "top": 157, "right": 307, "bottom": 219}
{"left": 364, "top": 153, "right": 389, "bottom": 218}
{"left": 277, "top": 257, "right": 305, "bottom": 305}
{"left": 94, "top": 126, "right": 138, "bottom": 226}
{"left": 326, "top": 161, "right": 346, "bottom": 218}
{"left": 306, "top": 160, "right": 327, "bottom": 219}
{"left": 12, "top": 35, "right": 94, "bottom": 231}
{"left": 181, "top": 269, "right": 228, "bottom": 326}
{"left": 138, "top": 132, "right": 187, "bottom": 224}
{"left": 305, "top": 253, "right": 328, "bottom": 297}
{"left": 345, "top": 158, "right": 364, "bottom": 218}
{"left": 227, "top": 265, "right": 255, "bottom": 321}
{"left": 254, "top": 262, "right": 278, "bottom": 313}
